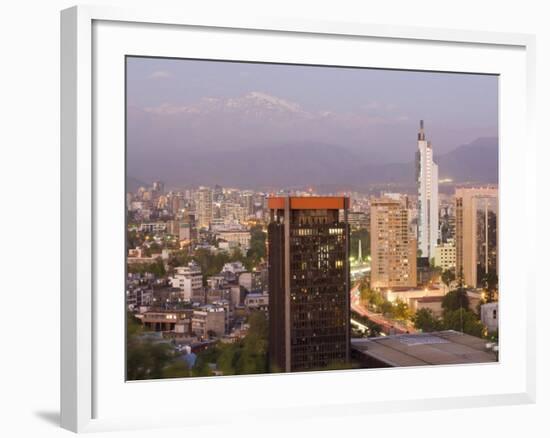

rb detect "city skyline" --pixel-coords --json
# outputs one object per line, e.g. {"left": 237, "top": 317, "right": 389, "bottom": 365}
{"left": 125, "top": 59, "right": 499, "bottom": 380}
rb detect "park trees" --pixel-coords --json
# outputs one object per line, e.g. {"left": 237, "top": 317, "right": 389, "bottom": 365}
{"left": 441, "top": 268, "right": 456, "bottom": 290}
{"left": 412, "top": 308, "right": 442, "bottom": 332}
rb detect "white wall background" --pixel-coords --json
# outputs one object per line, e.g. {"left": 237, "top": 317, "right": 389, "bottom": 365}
{"left": 0, "top": 0, "right": 547, "bottom": 437}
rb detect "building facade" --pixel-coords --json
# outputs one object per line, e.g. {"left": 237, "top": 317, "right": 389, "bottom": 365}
{"left": 197, "top": 186, "right": 213, "bottom": 229}
{"left": 244, "top": 292, "right": 269, "bottom": 311}
{"left": 416, "top": 120, "right": 439, "bottom": 259}
{"left": 435, "top": 240, "right": 457, "bottom": 271}
{"left": 216, "top": 230, "right": 251, "bottom": 252}
{"left": 170, "top": 261, "right": 203, "bottom": 301}
{"left": 267, "top": 197, "right": 350, "bottom": 373}
{"left": 455, "top": 187, "right": 498, "bottom": 288}
{"left": 370, "top": 196, "right": 417, "bottom": 289}
{"left": 480, "top": 302, "right": 499, "bottom": 334}
{"left": 191, "top": 306, "right": 226, "bottom": 339}
{"left": 179, "top": 212, "right": 197, "bottom": 241}
{"left": 347, "top": 211, "right": 368, "bottom": 230}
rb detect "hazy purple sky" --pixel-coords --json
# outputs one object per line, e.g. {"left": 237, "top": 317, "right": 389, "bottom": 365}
{"left": 126, "top": 56, "right": 498, "bottom": 184}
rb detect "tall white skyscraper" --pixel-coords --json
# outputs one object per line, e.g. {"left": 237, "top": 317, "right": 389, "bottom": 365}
{"left": 416, "top": 120, "right": 439, "bottom": 260}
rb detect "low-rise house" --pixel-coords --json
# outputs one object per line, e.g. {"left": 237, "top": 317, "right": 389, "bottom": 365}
{"left": 244, "top": 292, "right": 269, "bottom": 311}
{"left": 140, "top": 309, "right": 193, "bottom": 332}
{"left": 480, "top": 302, "right": 499, "bottom": 334}
{"left": 170, "top": 261, "right": 203, "bottom": 301}
{"left": 192, "top": 306, "right": 226, "bottom": 339}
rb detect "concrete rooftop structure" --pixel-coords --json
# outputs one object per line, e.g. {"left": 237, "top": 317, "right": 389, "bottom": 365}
{"left": 351, "top": 330, "right": 497, "bottom": 368}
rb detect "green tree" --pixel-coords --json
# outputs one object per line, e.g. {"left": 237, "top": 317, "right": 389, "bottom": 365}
{"left": 481, "top": 270, "right": 498, "bottom": 303}
{"left": 127, "top": 257, "right": 166, "bottom": 277}
{"left": 442, "top": 309, "right": 485, "bottom": 338}
{"left": 192, "top": 248, "right": 231, "bottom": 283}
{"left": 380, "top": 300, "right": 394, "bottom": 317}
{"left": 126, "top": 311, "right": 176, "bottom": 380}
{"left": 442, "top": 288, "right": 469, "bottom": 313}
{"left": 351, "top": 310, "right": 382, "bottom": 337}
{"left": 364, "top": 289, "right": 384, "bottom": 310}
{"left": 412, "top": 308, "right": 443, "bottom": 332}
{"left": 247, "top": 225, "right": 267, "bottom": 264}
{"left": 167, "top": 250, "right": 191, "bottom": 270}
{"left": 393, "top": 298, "right": 412, "bottom": 320}
{"left": 217, "top": 343, "right": 238, "bottom": 375}
{"left": 207, "top": 311, "right": 268, "bottom": 376}
{"left": 163, "top": 360, "right": 192, "bottom": 378}
{"left": 127, "top": 229, "right": 141, "bottom": 249}
{"left": 441, "top": 269, "right": 456, "bottom": 289}
{"left": 126, "top": 338, "right": 173, "bottom": 380}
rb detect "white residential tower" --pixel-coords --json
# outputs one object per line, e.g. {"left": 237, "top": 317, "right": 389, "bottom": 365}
{"left": 416, "top": 120, "right": 439, "bottom": 260}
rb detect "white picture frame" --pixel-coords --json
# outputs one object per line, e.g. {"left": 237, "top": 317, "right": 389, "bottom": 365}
{"left": 60, "top": 4, "right": 537, "bottom": 433}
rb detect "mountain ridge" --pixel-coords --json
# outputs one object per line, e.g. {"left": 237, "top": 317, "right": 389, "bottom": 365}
{"left": 127, "top": 137, "right": 498, "bottom": 191}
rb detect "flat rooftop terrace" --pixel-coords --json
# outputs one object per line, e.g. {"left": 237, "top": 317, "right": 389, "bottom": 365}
{"left": 351, "top": 330, "right": 498, "bottom": 367}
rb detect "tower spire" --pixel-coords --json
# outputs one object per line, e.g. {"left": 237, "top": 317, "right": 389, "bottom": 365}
{"left": 418, "top": 119, "right": 426, "bottom": 141}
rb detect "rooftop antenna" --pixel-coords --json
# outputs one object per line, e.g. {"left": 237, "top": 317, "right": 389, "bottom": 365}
{"left": 418, "top": 119, "right": 426, "bottom": 141}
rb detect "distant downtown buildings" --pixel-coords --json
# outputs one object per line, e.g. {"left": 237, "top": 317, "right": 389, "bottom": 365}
{"left": 197, "top": 186, "right": 213, "bottom": 229}
{"left": 366, "top": 121, "right": 498, "bottom": 292}
{"left": 267, "top": 197, "right": 351, "bottom": 372}
{"left": 416, "top": 120, "right": 439, "bottom": 260}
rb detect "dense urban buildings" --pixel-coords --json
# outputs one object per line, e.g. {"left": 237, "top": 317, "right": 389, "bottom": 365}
{"left": 125, "top": 143, "right": 500, "bottom": 378}
{"left": 416, "top": 120, "right": 439, "bottom": 260}
{"left": 125, "top": 57, "right": 499, "bottom": 380}
{"left": 125, "top": 176, "right": 500, "bottom": 378}
{"left": 267, "top": 197, "right": 351, "bottom": 372}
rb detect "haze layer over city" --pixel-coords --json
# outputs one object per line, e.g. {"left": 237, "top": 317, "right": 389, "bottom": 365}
{"left": 126, "top": 57, "right": 500, "bottom": 380}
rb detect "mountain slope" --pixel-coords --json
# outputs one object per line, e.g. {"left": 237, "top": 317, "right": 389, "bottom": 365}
{"left": 128, "top": 137, "right": 498, "bottom": 190}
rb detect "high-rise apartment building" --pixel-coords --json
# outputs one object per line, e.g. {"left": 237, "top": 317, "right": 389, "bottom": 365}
{"left": 416, "top": 120, "right": 439, "bottom": 259}
{"left": 197, "top": 186, "right": 213, "bottom": 229}
{"left": 455, "top": 187, "right": 498, "bottom": 288}
{"left": 179, "top": 212, "right": 197, "bottom": 241}
{"left": 435, "top": 241, "right": 456, "bottom": 272}
{"left": 267, "top": 197, "right": 350, "bottom": 373}
{"left": 241, "top": 190, "right": 255, "bottom": 217}
{"left": 370, "top": 196, "right": 417, "bottom": 289}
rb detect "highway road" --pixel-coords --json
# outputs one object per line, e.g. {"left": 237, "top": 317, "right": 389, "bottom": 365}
{"left": 350, "top": 283, "right": 416, "bottom": 335}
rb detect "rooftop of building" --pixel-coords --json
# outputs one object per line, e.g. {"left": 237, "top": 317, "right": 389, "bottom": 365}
{"left": 245, "top": 291, "right": 269, "bottom": 297}
{"left": 381, "top": 286, "right": 443, "bottom": 293}
{"left": 415, "top": 296, "right": 444, "bottom": 303}
{"left": 268, "top": 196, "right": 349, "bottom": 210}
{"left": 142, "top": 308, "right": 194, "bottom": 315}
{"left": 351, "top": 330, "right": 497, "bottom": 367}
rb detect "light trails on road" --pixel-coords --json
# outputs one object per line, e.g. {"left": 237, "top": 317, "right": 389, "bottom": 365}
{"left": 350, "top": 283, "right": 416, "bottom": 335}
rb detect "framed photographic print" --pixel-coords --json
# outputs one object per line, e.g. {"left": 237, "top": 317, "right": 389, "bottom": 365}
{"left": 61, "top": 5, "right": 536, "bottom": 433}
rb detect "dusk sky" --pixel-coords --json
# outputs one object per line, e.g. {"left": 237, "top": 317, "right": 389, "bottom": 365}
{"left": 126, "top": 56, "right": 498, "bottom": 187}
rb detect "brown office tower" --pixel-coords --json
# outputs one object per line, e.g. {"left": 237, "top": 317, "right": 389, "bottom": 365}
{"left": 267, "top": 197, "right": 350, "bottom": 373}
{"left": 455, "top": 187, "right": 498, "bottom": 288}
